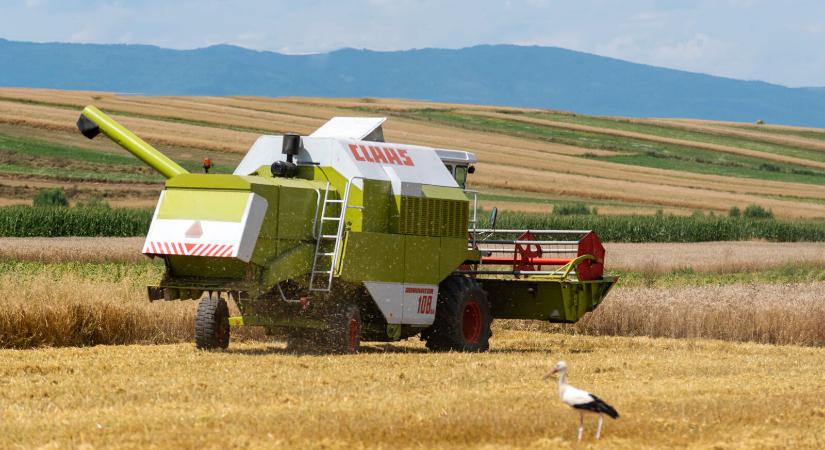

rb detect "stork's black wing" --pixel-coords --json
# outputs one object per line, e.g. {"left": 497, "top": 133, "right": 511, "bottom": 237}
{"left": 572, "top": 394, "right": 619, "bottom": 419}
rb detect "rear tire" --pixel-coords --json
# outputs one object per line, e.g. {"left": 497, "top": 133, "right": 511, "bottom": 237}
{"left": 423, "top": 277, "right": 491, "bottom": 352}
{"left": 326, "top": 305, "right": 361, "bottom": 354}
{"left": 195, "top": 293, "right": 230, "bottom": 350}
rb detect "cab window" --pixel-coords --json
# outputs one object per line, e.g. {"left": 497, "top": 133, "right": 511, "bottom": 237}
{"left": 454, "top": 166, "right": 468, "bottom": 188}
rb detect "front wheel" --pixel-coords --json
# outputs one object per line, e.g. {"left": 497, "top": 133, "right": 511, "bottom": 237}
{"left": 195, "top": 293, "right": 230, "bottom": 350}
{"left": 423, "top": 277, "right": 492, "bottom": 352}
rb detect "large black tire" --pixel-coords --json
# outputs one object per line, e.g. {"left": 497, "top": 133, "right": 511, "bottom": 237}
{"left": 325, "top": 305, "right": 361, "bottom": 354}
{"left": 423, "top": 277, "right": 491, "bottom": 352}
{"left": 195, "top": 293, "right": 230, "bottom": 350}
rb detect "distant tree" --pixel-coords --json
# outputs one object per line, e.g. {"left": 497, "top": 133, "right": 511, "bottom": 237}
{"left": 728, "top": 206, "right": 741, "bottom": 218}
{"left": 743, "top": 204, "right": 773, "bottom": 219}
{"left": 553, "top": 202, "right": 595, "bottom": 215}
{"left": 33, "top": 188, "right": 68, "bottom": 208}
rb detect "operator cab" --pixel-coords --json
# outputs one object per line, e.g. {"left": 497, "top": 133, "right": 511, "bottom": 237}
{"left": 435, "top": 149, "right": 477, "bottom": 189}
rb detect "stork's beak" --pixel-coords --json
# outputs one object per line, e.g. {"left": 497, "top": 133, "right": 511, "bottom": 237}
{"left": 543, "top": 367, "right": 559, "bottom": 379}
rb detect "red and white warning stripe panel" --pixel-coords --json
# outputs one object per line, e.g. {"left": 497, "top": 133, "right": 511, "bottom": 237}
{"left": 142, "top": 192, "right": 267, "bottom": 263}
{"left": 144, "top": 242, "right": 236, "bottom": 257}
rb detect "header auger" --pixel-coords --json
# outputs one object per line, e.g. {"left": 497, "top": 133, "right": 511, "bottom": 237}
{"left": 77, "top": 106, "right": 618, "bottom": 353}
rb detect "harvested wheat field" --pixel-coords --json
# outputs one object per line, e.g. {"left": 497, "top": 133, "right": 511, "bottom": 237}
{"left": 2, "top": 333, "right": 825, "bottom": 449}
{"left": 3, "top": 88, "right": 825, "bottom": 217}
{"left": 605, "top": 241, "right": 825, "bottom": 273}
{"left": 2, "top": 244, "right": 825, "bottom": 447}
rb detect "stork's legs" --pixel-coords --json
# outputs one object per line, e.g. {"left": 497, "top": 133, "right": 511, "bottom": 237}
{"left": 596, "top": 414, "right": 604, "bottom": 439}
{"left": 577, "top": 412, "right": 584, "bottom": 441}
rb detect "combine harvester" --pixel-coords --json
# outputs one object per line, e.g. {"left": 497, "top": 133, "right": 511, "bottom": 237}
{"left": 77, "top": 106, "right": 618, "bottom": 353}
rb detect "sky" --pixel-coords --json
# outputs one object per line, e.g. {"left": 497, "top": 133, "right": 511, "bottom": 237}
{"left": 2, "top": 0, "right": 824, "bottom": 87}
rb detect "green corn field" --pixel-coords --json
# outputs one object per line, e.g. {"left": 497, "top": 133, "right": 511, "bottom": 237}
{"left": 0, "top": 205, "right": 823, "bottom": 241}
{"left": 487, "top": 212, "right": 825, "bottom": 242}
{"left": 0, "top": 206, "right": 152, "bottom": 237}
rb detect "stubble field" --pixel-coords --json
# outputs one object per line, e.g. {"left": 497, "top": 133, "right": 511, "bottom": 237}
{"left": 2, "top": 332, "right": 824, "bottom": 449}
{"left": 1, "top": 239, "right": 825, "bottom": 448}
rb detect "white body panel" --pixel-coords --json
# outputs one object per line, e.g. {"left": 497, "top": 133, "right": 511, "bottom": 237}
{"left": 364, "top": 281, "right": 439, "bottom": 325}
{"left": 309, "top": 117, "right": 386, "bottom": 140}
{"left": 234, "top": 117, "right": 475, "bottom": 198}
{"left": 142, "top": 192, "right": 267, "bottom": 262}
{"left": 236, "top": 135, "right": 460, "bottom": 195}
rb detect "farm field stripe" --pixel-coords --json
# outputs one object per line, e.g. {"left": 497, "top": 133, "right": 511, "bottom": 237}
{"left": 463, "top": 110, "right": 825, "bottom": 170}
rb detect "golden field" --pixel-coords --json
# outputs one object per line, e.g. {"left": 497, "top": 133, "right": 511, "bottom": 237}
{"left": 4, "top": 238, "right": 825, "bottom": 348}
{"left": 2, "top": 88, "right": 825, "bottom": 217}
{"left": 2, "top": 332, "right": 824, "bottom": 449}
{"left": 1, "top": 240, "right": 825, "bottom": 448}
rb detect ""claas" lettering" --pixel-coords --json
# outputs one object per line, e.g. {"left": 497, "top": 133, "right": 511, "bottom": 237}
{"left": 348, "top": 144, "right": 414, "bottom": 166}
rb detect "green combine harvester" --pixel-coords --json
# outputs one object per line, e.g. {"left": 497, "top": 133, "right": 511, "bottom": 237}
{"left": 77, "top": 105, "right": 618, "bottom": 353}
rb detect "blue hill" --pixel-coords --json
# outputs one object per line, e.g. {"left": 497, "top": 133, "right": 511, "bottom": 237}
{"left": 1, "top": 38, "right": 823, "bottom": 127}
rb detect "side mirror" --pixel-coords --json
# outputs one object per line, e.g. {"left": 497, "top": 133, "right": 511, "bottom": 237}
{"left": 489, "top": 207, "right": 498, "bottom": 230}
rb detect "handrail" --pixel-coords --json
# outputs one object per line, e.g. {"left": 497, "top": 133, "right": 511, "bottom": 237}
{"left": 310, "top": 187, "right": 322, "bottom": 239}
{"left": 473, "top": 229, "right": 591, "bottom": 234}
{"left": 330, "top": 176, "right": 365, "bottom": 276}
{"left": 559, "top": 254, "right": 596, "bottom": 280}
{"left": 464, "top": 189, "right": 479, "bottom": 248}
{"left": 479, "top": 239, "right": 581, "bottom": 245}
{"left": 455, "top": 254, "right": 596, "bottom": 281}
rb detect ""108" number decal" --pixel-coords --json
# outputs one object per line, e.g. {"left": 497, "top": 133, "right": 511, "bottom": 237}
{"left": 417, "top": 295, "right": 434, "bottom": 315}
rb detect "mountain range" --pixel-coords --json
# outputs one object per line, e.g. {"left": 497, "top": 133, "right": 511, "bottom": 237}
{"left": 1, "top": 38, "right": 824, "bottom": 127}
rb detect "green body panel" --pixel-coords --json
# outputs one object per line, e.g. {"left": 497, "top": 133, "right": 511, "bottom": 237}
{"left": 396, "top": 192, "right": 469, "bottom": 238}
{"left": 80, "top": 105, "right": 188, "bottom": 179}
{"left": 439, "top": 237, "right": 471, "bottom": 277}
{"left": 166, "top": 174, "right": 253, "bottom": 190}
{"left": 403, "top": 236, "right": 441, "bottom": 284}
{"left": 421, "top": 185, "right": 470, "bottom": 201}
{"left": 166, "top": 255, "right": 249, "bottom": 279}
{"left": 249, "top": 184, "right": 280, "bottom": 265}
{"left": 158, "top": 189, "right": 249, "bottom": 222}
{"left": 479, "top": 276, "right": 619, "bottom": 322}
{"left": 260, "top": 243, "right": 315, "bottom": 291}
{"left": 338, "top": 232, "right": 405, "bottom": 282}
{"left": 362, "top": 179, "right": 393, "bottom": 233}
{"left": 276, "top": 184, "right": 321, "bottom": 239}
{"left": 337, "top": 232, "right": 472, "bottom": 285}
{"left": 166, "top": 173, "right": 324, "bottom": 192}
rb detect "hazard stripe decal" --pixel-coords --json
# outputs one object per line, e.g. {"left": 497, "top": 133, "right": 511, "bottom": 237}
{"left": 143, "top": 242, "right": 236, "bottom": 257}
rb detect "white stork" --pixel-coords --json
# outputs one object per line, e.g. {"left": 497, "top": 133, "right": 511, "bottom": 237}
{"left": 544, "top": 360, "right": 619, "bottom": 441}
